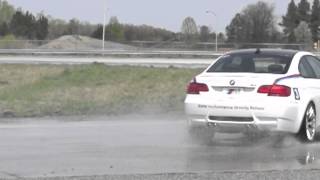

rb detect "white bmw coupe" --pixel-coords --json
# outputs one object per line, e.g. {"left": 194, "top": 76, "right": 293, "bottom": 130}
{"left": 185, "top": 49, "right": 320, "bottom": 142}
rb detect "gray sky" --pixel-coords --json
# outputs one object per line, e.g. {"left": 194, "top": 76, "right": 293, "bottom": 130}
{"left": 7, "top": 0, "right": 293, "bottom": 32}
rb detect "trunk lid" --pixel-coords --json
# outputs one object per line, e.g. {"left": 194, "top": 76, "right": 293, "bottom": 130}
{"left": 196, "top": 73, "right": 283, "bottom": 97}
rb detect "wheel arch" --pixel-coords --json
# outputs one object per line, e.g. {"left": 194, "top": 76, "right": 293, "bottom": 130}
{"left": 297, "top": 100, "right": 316, "bottom": 133}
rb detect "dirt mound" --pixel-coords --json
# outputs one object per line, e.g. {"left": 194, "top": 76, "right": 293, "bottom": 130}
{"left": 40, "top": 35, "right": 135, "bottom": 50}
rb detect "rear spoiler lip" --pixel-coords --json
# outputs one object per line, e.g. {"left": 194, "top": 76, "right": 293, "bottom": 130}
{"left": 273, "top": 74, "right": 301, "bottom": 85}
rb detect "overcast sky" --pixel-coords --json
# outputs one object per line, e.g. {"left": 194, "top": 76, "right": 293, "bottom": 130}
{"left": 7, "top": 0, "right": 294, "bottom": 32}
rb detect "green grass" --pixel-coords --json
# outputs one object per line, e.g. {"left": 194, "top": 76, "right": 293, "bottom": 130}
{"left": 0, "top": 64, "right": 202, "bottom": 117}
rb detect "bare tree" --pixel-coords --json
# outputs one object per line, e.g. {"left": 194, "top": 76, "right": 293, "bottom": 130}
{"left": 181, "top": 17, "right": 198, "bottom": 42}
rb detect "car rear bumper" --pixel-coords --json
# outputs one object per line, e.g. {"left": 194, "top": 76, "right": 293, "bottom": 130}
{"left": 185, "top": 96, "right": 302, "bottom": 133}
{"left": 187, "top": 115, "right": 278, "bottom": 133}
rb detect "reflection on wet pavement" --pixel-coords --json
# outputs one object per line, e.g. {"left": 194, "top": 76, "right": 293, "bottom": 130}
{"left": 0, "top": 116, "right": 319, "bottom": 178}
{"left": 186, "top": 132, "right": 320, "bottom": 172}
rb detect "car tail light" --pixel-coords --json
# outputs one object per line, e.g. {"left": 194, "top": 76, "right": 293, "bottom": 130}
{"left": 187, "top": 82, "right": 209, "bottom": 94}
{"left": 257, "top": 85, "right": 291, "bottom": 97}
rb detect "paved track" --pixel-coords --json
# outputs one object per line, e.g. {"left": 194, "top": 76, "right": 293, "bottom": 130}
{"left": 0, "top": 115, "right": 320, "bottom": 179}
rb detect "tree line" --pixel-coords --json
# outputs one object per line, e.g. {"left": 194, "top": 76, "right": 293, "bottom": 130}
{"left": 1, "top": 0, "right": 320, "bottom": 45}
{"left": 0, "top": 0, "right": 225, "bottom": 43}
{"left": 91, "top": 16, "right": 175, "bottom": 42}
{"left": 180, "top": 16, "right": 225, "bottom": 43}
{"left": 0, "top": 0, "right": 99, "bottom": 40}
{"left": 281, "top": 0, "right": 320, "bottom": 43}
{"left": 225, "top": 0, "right": 320, "bottom": 44}
{"left": 0, "top": 0, "right": 176, "bottom": 42}
{"left": 0, "top": 1, "right": 48, "bottom": 40}
{"left": 0, "top": 11, "right": 49, "bottom": 40}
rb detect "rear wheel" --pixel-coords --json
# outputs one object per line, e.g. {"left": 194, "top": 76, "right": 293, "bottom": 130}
{"left": 188, "top": 126, "right": 215, "bottom": 145}
{"left": 298, "top": 104, "right": 317, "bottom": 142}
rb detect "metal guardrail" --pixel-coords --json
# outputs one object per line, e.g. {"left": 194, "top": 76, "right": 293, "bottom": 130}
{"left": 0, "top": 49, "right": 224, "bottom": 59}
{"left": 0, "top": 49, "right": 319, "bottom": 59}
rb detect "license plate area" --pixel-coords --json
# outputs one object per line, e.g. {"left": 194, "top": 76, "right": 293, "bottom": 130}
{"left": 212, "top": 86, "right": 255, "bottom": 95}
{"left": 223, "top": 88, "right": 242, "bottom": 95}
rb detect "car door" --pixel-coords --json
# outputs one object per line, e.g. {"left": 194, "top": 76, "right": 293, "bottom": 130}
{"left": 300, "top": 56, "right": 320, "bottom": 125}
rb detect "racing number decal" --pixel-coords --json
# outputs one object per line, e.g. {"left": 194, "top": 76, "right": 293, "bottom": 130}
{"left": 293, "top": 88, "right": 300, "bottom": 100}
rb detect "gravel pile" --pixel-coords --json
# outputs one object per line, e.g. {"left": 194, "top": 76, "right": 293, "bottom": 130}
{"left": 39, "top": 35, "right": 135, "bottom": 50}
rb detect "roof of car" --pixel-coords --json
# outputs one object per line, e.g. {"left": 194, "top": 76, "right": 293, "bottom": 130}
{"left": 226, "top": 49, "right": 299, "bottom": 57}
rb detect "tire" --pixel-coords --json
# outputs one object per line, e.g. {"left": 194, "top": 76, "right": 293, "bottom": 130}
{"left": 188, "top": 126, "right": 215, "bottom": 145}
{"left": 298, "top": 103, "right": 317, "bottom": 142}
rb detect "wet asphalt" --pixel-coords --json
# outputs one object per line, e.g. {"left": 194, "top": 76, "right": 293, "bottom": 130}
{"left": 0, "top": 114, "right": 320, "bottom": 179}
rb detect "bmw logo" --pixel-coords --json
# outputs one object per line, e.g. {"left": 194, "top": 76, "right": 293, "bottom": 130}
{"left": 230, "top": 80, "right": 236, "bottom": 86}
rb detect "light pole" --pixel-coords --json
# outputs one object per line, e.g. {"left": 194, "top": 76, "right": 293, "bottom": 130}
{"left": 206, "top": 10, "right": 218, "bottom": 52}
{"left": 102, "top": 0, "right": 107, "bottom": 50}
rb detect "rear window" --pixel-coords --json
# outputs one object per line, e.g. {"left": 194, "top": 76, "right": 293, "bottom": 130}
{"left": 207, "top": 54, "right": 293, "bottom": 74}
